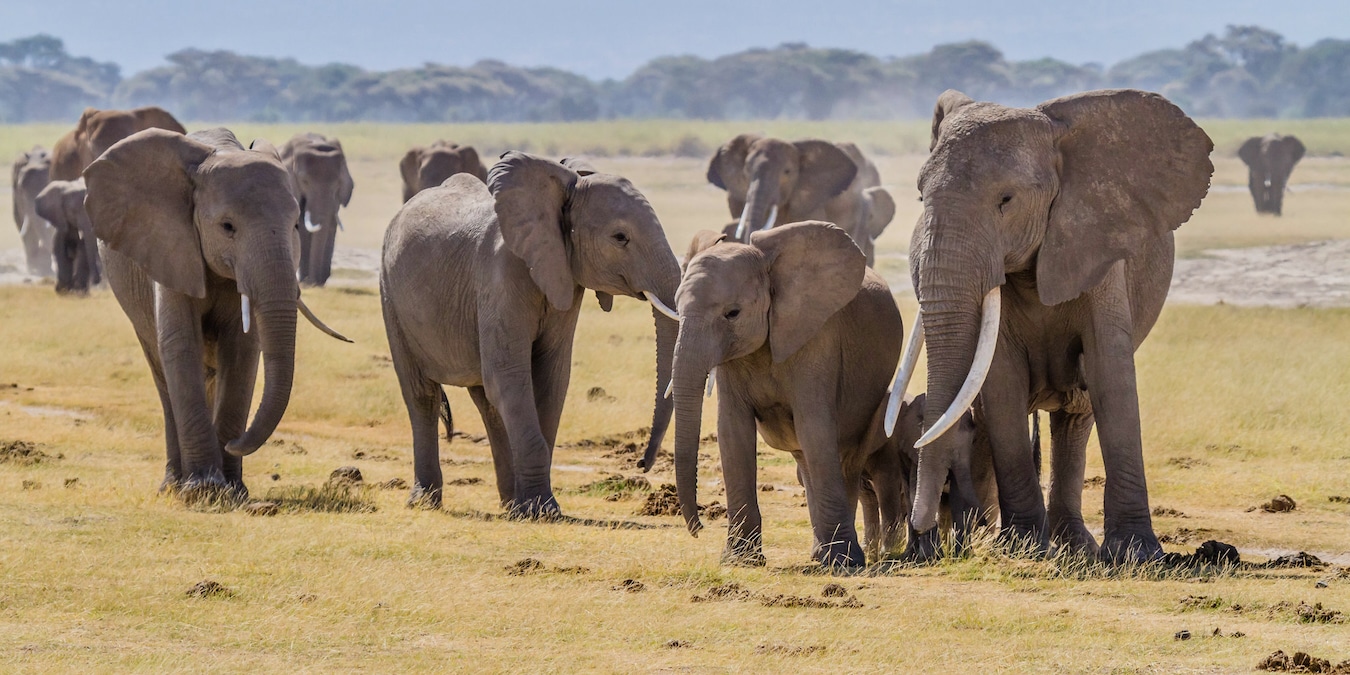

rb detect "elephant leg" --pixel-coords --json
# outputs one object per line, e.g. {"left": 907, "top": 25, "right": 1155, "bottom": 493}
{"left": 718, "top": 397, "right": 763, "bottom": 566}
{"left": 864, "top": 450, "right": 907, "bottom": 560}
{"left": 138, "top": 337, "right": 183, "bottom": 491}
{"left": 297, "top": 224, "right": 313, "bottom": 285}
{"left": 858, "top": 475, "right": 881, "bottom": 563}
{"left": 795, "top": 411, "right": 864, "bottom": 569}
{"left": 81, "top": 229, "right": 102, "bottom": 286}
{"left": 481, "top": 362, "right": 556, "bottom": 519}
{"left": 214, "top": 316, "right": 259, "bottom": 497}
{"left": 983, "top": 347, "right": 1047, "bottom": 554}
{"left": 71, "top": 239, "right": 90, "bottom": 293}
{"left": 386, "top": 318, "right": 443, "bottom": 508}
{"left": 468, "top": 385, "right": 514, "bottom": 507}
{"left": 316, "top": 224, "right": 337, "bottom": 286}
{"left": 155, "top": 290, "right": 227, "bottom": 496}
{"left": 1047, "top": 409, "right": 1099, "bottom": 555}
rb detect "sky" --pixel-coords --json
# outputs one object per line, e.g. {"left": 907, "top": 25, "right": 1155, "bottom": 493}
{"left": 0, "top": 0, "right": 1344, "bottom": 79}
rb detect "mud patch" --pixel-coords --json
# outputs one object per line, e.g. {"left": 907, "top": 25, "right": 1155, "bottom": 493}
{"left": 327, "top": 466, "right": 364, "bottom": 486}
{"left": 185, "top": 580, "right": 233, "bottom": 599}
{"left": 690, "top": 581, "right": 863, "bottom": 609}
{"left": 1162, "top": 540, "right": 1241, "bottom": 567}
{"left": 1262, "top": 551, "right": 1325, "bottom": 569}
{"left": 1152, "top": 506, "right": 1187, "bottom": 518}
{"left": 1253, "top": 494, "right": 1298, "bottom": 513}
{"left": 1258, "top": 650, "right": 1350, "bottom": 673}
{"left": 0, "top": 440, "right": 59, "bottom": 465}
{"left": 1159, "top": 528, "right": 1215, "bottom": 545}
{"left": 575, "top": 474, "right": 651, "bottom": 501}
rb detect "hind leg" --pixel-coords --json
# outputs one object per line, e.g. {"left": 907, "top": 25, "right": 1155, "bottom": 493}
{"left": 385, "top": 319, "right": 443, "bottom": 508}
{"left": 469, "top": 386, "right": 514, "bottom": 507}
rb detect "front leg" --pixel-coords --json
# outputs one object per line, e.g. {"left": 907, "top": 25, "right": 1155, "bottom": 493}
{"left": 155, "top": 287, "right": 226, "bottom": 497}
{"left": 982, "top": 343, "right": 1046, "bottom": 554}
{"left": 213, "top": 300, "right": 260, "bottom": 498}
{"left": 794, "top": 392, "right": 864, "bottom": 570}
{"left": 718, "top": 393, "right": 763, "bottom": 566}
{"left": 480, "top": 316, "right": 560, "bottom": 519}
{"left": 1047, "top": 408, "right": 1099, "bottom": 555}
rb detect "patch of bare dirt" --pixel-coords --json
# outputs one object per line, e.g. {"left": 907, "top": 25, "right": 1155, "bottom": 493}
{"left": 575, "top": 474, "right": 651, "bottom": 501}
{"left": 1252, "top": 494, "right": 1297, "bottom": 513}
{"left": 1262, "top": 552, "right": 1326, "bottom": 569}
{"left": 1152, "top": 506, "right": 1187, "bottom": 518}
{"left": 0, "top": 440, "right": 58, "bottom": 465}
{"left": 185, "top": 580, "right": 233, "bottom": 598}
{"left": 1258, "top": 650, "right": 1350, "bottom": 673}
{"left": 1173, "top": 240, "right": 1350, "bottom": 308}
{"left": 690, "top": 581, "right": 863, "bottom": 609}
{"left": 1159, "top": 528, "right": 1215, "bottom": 545}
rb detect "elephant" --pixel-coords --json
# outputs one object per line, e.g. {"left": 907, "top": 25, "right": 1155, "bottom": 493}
{"left": 11, "top": 147, "right": 55, "bottom": 278}
{"left": 85, "top": 127, "right": 347, "bottom": 497}
{"left": 706, "top": 134, "right": 896, "bottom": 265}
{"left": 34, "top": 178, "right": 100, "bottom": 294}
{"left": 51, "top": 106, "right": 186, "bottom": 180}
{"left": 665, "top": 221, "right": 901, "bottom": 569}
{"left": 884, "top": 88, "right": 1213, "bottom": 563}
{"left": 400, "top": 141, "right": 488, "bottom": 202}
{"left": 381, "top": 152, "right": 681, "bottom": 517}
{"left": 1238, "top": 133, "right": 1305, "bottom": 216}
{"left": 280, "top": 133, "right": 354, "bottom": 286}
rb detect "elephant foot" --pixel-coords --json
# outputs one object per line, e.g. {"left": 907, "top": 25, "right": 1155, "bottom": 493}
{"left": 997, "top": 513, "right": 1051, "bottom": 558}
{"left": 1050, "top": 518, "right": 1100, "bottom": 557}
{"left": 179, "top": 470, "right": 246, "bottom": 507}
{"left": 1099, "top": 530, "right": 1163, "bottom": 565}
{"left": 813, "top": 537, "right": 866, "bottom": 572}
{"left": 159, "top": 473, "right": 184, "bottom": 494}
{"left": 407, "top": 484, "right": 443, "bottom": 510}
{"left": 721, "top": 531, "right": 766, "bottom": 567}
{"left": 901, "top": 526, "right": 943, "bottom": 563}
{"left": 507, "top": 493, "right": 562, "bottom": 521}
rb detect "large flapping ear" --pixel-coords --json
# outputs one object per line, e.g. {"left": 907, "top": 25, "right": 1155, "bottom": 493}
{"left": 135, "top": 106, "right": 187, "bottom": 134}
{"left": 706, "top": 134, "right": 757, "bottom": 196}
{"left": 399, "top": 147, "right": 424, "bottom": 201}
{"left": 1036, "top": 89, "right": 1214, "bottom": 306}
{"left": 1280, "top": 135, "right": 1306, "bottom": 166}
{"left": 931, "top": 90, "right": 975, "bottom": 151}
{"left": 560, "top": 157, "right": 597, "bottom": 176}
{"left": 788, "top": 140, "right": 857, "bottom": 215}
{"left": 459, "top": 146, "right": 489, "bottom": 182}
{"left": 487, "top": 151, "right": 580, "bottom": 311}
{"left": 683, "top": 230, "right": 727, "bottom": 270}
{"left": 335, "top": 140, "right": 355, "bottom": 206}
{"left": 751, "top": 221, "right": 865, "bottom": 363}
{"left": 863, "top": 186, "right": 896, "bottom": 239}
{"left": 1237, "top": 136, "right": 1263, "bottom": 168}
{"left": 83, "top": 128, "right": 215, "bottom": 298}
{"left": 248, "top": 138, "right": 281, "bottom": 160}
{"left": 34, "top": 182, "right": 68, "bottom": 235}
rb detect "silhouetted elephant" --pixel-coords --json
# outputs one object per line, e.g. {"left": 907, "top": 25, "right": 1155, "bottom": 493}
{"left": 1238, "top": 134, "right": 1304, "bottom": 216}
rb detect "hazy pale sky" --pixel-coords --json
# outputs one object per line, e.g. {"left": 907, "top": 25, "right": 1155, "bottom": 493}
{"left": 1, "top": 0, "right": 1344, "bottom": 78}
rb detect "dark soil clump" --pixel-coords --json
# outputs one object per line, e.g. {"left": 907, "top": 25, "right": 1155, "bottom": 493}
{"left": 185, "top": 580, "right": 233, "bottom": 598}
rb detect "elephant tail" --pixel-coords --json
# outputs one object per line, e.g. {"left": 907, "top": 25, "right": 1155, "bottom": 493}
{"left": 439, "top": 387, "right": 454, "bottom": 440}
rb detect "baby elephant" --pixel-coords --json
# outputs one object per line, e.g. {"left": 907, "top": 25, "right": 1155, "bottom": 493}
{"left": 35, "top": 178, "right": 100, "bottom": 294}
{"left": 668, "top": 221, "right": 901, "bottom": 569}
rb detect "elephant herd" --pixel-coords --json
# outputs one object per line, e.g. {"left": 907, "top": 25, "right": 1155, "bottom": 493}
{"left": 13, "top": 86, "right": 1248, "bottom": 570}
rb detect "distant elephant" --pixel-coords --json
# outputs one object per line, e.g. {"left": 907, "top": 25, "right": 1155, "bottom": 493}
{"left": 706, "top": 135, "right": 895, "bottom": 265}
{"left": 667, "top": 222, "right": 901, "bottom": 569}
{"left": 11, "top": 147, "right": 55, "bottom": 278}
{"left": 382, "top": 152, "right": 681, "bottom": 517}
{"left": 51, "top": 106, "right": 186, "bottom": 180}
{"left": 886, "top": 89, "right": 1213, "bottom": 562}
{"left": 280, "top": 133, "right": 354, "bottom": 286}
{"left": 1238, "top": 133, "right": 1305, "bottom": 216}
{"left": 34, "top": 178, "right": 100, "bottom": 294}
{"left": 86, "top": 127, "right": 347, "bottom": 497}
{"left": 400, "top": 141, "right": 488, "bottom": 202}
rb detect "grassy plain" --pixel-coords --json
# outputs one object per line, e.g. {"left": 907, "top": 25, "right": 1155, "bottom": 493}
{"left": 1, "top": 118, "right": 1350, "bottom": 672}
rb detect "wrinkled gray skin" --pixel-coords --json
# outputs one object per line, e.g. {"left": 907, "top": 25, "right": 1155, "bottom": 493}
{"left": 1238, "top": 133, "right": 1305, "bottom": 216}
{"left": 671, "top": 222, "right": 900, "bottom": 570}
{"left": 381, "top": 152, "right": 680, "bottom": 517}
{"left": 34, "top": 178, "right": 100, "bottom": 294}
{"left": 707, "top": 135, "right": 896, "bottom": 265}
{"left": 281, "top": 133, "right": 354, "bottom": 286}
{"left": 909, "top": 89, "right": 1213, "bottom": 563}
{"left": 52, "top": 106, "right": 187, "bottom": 181}
{"left": 11, "top": 147, "right": 56, "bottom": 278}
{"left": 400, "top": 140, "right": 488, "bottom": 202}
{"left": 86, "top": 128, "right": 304, "bottom": 498}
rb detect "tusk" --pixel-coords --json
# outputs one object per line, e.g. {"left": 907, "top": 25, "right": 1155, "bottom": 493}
{"left": 884, "top": 310, "right": 925, "bottom": 436}
{"left": 760, "top": 204, "right": 778, "bottom": 231}
{"left": 734, "top": 206, "right": 749, "bottom": 241}
{"left": 337, "top": 215, "right": 344, "bottom": 231}
{"left": 664, "top": 378, "right": 673, "bottom": 400}
{"left": 706, "top": 367, "right": 715, "bottom": 397}
{"left": 241, "top": 294, "right": 251, "bottom": 333}
{"left": 915, "top": 287, "right": 1001, "bottom": 448}
{"left": 304, "top": 213, "right": 321, "bottom": 233}
{"left": 19, "top": 216, "right": 29, "bottom": 237}
{"left": 646, "top": 291, "right": 679, "bottom": 321}
{"left": 298, "top": 296, "right": 354, "bottom": 343}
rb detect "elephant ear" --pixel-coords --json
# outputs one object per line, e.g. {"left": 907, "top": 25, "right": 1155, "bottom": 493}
{"left": 248, "top": 138, "right": 281, "bottom": 161}
{"left": 788, "top": 140, "right": 857, "bottom": 216}
{"left": 752, "top": 221, "right": 865, "bottom": 363}
{"left": 1036, "top": 89, "right": 1214, "bottom": 306}
{"left": 863, "top": 186, "right": 896, "bottom": 239}
{"left": 487, "top": 151, "right": 579, "bottom": 311}
{"left": 1237, "top": 136, "right": 1263, "bottom": 167}
{"left": 34, "top": 183, "right": 67, "bottom": 235}
{"left": 334, "top": 140, "right": 355, "bottom": 206}
{"left": 560, "top": 157, "right": 597, "bottom": 176}
{"left": 706, "top": 134, "right": 757, "bottom": 196}
{"left": 135, "top": 106, "right": 187, "bottom": 135}
{"left": 399, "top": 147, "right": 424, "bottom": 201}
{"left": 459, "top": 146, "right": 488, "bottom": 182}
{"left": 594, "top": 291, "right": 613, "bottom": 312}
{"left": 931, "top": 90, "right": 975, "bottom": 151}
{"left": 684, "top": 230, "right": 727, "bottom": 269}
{"left": 83, "top": 128, "right": 215, "bottom": 299}
{"left": 1282, "top": 135, "right": 1306, "bottom": 165}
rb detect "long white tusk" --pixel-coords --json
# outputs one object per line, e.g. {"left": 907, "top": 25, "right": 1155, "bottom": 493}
{"left": 19, "top": 216, "right": 29, "bottom": 237}
{"left": 884, "top": 310, "right": 925, "bottom": 436}
{"left": 915, "top": 287, "right": 1001, "bottom": 448}
{"left": 337, "top": 215, "right": 344, "bottom": 232}
{"left": 734, "top": 206, "right": 749, "bottom": 241}
{"left": 646, "top": 291, "right": 679, "bottom": 321}
{"left": 241, "top": 294, "right": 252, "bottom": 333}
{"left": 304, "top": 213, "right": 321, "bottom": 233}
{"left": 706, "top": 367, "right": 715, "bottom": 397}
{"left": 298, "top": 296, "right": 354, "bottom": 343}
{"left": 760, "top": 204, "right": 778, "bottom": 231}
{"left": 664, "top": 379, "right": 673, "bottom": 400}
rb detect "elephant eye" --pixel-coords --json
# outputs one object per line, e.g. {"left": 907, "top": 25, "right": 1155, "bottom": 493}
{"left": 725, "top": 308, "right": 740, "bottom": 319}
{"left": 221, "top": 222, "right": 236, "bottom": 237}
{"left": 998, "top": 194, "right": 1012, "bottom": 213}
{"left": 611, "top": 232, "right": 629, "bottom": 246}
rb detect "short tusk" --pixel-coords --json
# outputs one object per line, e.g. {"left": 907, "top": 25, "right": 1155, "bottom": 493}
{"left": 664, "top": 379, "right": 673, "bottom": 399}
{"left": 298, "top": 296, "right": 354, "bottom": 343}
{"left": 884, "top": 310, "right": 925, "bottom": 436}
{"left": 19, "top": 216, "right": 29, "bottom": 237}
{"left": 915, "top": 287, "right": 1001, "bottom": 448}
{"left": 734, "top": 206, "right": 749, "bottom": 241}
{"left": 241, "top": 294, "right": 251, "bottom": 333}
{"left": 337, "top": 215, "right": 344, "bottom": 232}
{"left": 646, "top": 291, "right": 679, "bottom": 321}
{"left": 760, "top": 204, "right": 778, "bottom": 231}
{"left": 706, "top": 367, "right": 715, "bottom": 397}
{"left": 304, "top": 213, "right": 321, "bottom": 233}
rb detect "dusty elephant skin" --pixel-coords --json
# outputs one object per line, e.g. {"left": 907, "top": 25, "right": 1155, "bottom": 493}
{"left": 399, "top": 140, "right": 488, "bottom": 202}
{"left": 85, "top": 128, "right": 309, "bottom": 499}
{"left": 34, "top": 178, "right": 100, "bottom": 295}
{"left": 901, "top": 88, "right": 1214, "bottom": 563}
{"left": 670, "top": 222, "right": 900, "bottom": 570}
{"left": 1238, "top": 133, "right": 1305, "bottom": 216}
{"left": 50, "top": 105, "right": 186, "bottom": 181}
{"left": 11, "top": 147, "right": 56, "bottom": 278}
{"left": 280, "top": 133, "right": 354, "bottom": 287}
{"left": 706, "top": 134, "right": 895, "bottom": 266}
{"left": 381, "top": 152, "right": 681, "bottom": 518}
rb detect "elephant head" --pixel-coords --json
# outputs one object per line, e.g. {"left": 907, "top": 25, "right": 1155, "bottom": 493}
{"left": 34, "top": 178, "right": 98, "bottom": 294}
{"left": 51, "top": 106, "right": 186, "bottom": 181}
{"left": 487, "top": 152, "right": 682, "bottom": 465}
{"left": 1238, "top": 133, "right": 1305, "bottom": 216}
{"left": 84, "top": 128, "right": 303, "bottom": 457}
{"left": 898, "top": 89, "right": 1213, "bottom": 535}
{"left": 707, "top": 134, "right": 858, "bottom": 242}
{"left": 281, "top": 133, "right": 353, "bottom": 285}
{"left": 668, "top": 221, "right": 865, "bottom": 534}
{"left": 402, "top": 141, "right": 488, "bottom": 202}
{"left": 12, "top": 146, "right": 54, "bottom": 277}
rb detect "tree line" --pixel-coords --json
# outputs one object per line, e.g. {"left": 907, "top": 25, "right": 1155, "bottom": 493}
{"left": 1, "top": 26, "right": 1346, "bottom": 123}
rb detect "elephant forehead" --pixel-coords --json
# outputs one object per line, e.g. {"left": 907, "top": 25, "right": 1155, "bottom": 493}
{"left": 923, "top": 111, "right": 1057, "bottom": 191}
{"left": 679, "top": 247, "right": 765, "bottom": 303}
{"left": 196, "top": 157, "right": 297, "bottom": 216}
{"left": 574, "top": 178, "right": 657, "bottom": 222}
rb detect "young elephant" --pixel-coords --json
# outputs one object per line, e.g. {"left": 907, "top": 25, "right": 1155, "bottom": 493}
{"left": 399, "top": 140, "right": 488, "bottom": 202}
{"left": 280, "top": 133, "right": 354, "bottom": 286}
{"left": 86, "top": 128, "right": 346, "bottom": 497}
{"left": 381, "top": 152, "right": 681, "bottom": 517}
{"left": 669, "top": 222, "right": 901, "bottom": 569}
{"left": 34, "top": 178, "right": 100, "bottom": 294}
{"left": 11, "top": 147, "right": 55, "bottom": 278}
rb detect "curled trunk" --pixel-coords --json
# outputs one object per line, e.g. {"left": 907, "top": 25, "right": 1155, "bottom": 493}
{"left": 226, "top": 264, "right": 299, "bottom": 457}
{"left": 736, "top": 178, "right": 779, "bottom": 242}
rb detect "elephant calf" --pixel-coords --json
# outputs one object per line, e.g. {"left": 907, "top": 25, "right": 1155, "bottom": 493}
{"left": 280, "top": 133, "right": 354, "bottom": 286}
{"left": 1238, "top": 133, "right": 1305, "bottom": 216}
{"left": 668, "top": 221, "right": 901, "bottom": 569}
{"left": 34, "top": 178, "right": 100, "bottom": 294}
{"left": 399, "top": 140, "right": 488, "bottom": 202}
{"left": 11, "top": 147, "right": 55, "bottom": 278}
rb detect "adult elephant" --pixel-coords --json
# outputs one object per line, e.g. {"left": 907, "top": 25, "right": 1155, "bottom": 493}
{"left": 1238, "top": 133, "right": 1305, "bottom": 216}
{"left": 666, "top": 222, "right": 901, "bottom": 569}
{"left": 400, "top": 141, "right": 488, "bottom": 202}
{"left": 86, "top": 128, "right": 347, "bottom": 497}
{"left": 34, "top": 178, "right": 100, "bottom": 294}
{"left": 281, "top": 133, "right": 354, "bottom": 286}
{"left": 51, "top": 106, "right": 186, "bottom": 180}
{"left": 884, "top": 89, "right": 1213, "bottom": 563}
{"left": 11, "top": 147, "right": 55, "bottom": 278}
{"left": 706, "top": 135, "right": 895, "bottom": 265}
{"left": 382, "top": 152, "right": 680, "bottom": 517}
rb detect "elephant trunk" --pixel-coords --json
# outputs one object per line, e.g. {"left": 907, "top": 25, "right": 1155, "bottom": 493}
{"left": 736, "top": 178, "right": 780, "bottom": 242}
{"left": 640, "top": 283, "right": 679, "bottom": 472}
{"left": 304, "top": 194, "right": 341, "bottom": 285}
{"left": 226, "top": 254, "right": 299, "bottom": 457}
{"left": 671, "top": 322, "right": 714, "bottom": 535}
